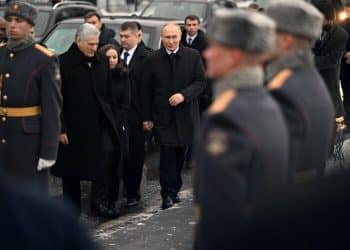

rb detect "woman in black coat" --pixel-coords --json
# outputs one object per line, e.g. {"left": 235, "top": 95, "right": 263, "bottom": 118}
{"left": 98, "top": 45, "right": 130, "bottom": 209}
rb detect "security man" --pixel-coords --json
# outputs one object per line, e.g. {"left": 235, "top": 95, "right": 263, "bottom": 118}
{"left": 265, "top": 0, "right": 335, "bottom": 181}
{"left": 0, "top": 1, "right": 62, "bottom": 190}
{"left": 194, "top": 9, "right": 289, "bottom": 249}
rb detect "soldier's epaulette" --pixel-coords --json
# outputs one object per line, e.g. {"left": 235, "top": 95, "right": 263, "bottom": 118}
{"left": 208, "top": 90, "right": 236, "bottom": 114}
{"left": 267, "top": 69, "right": 293, "bottom": 90}
{"left": 34, "top": 43, "right": 54, "bottom": 57}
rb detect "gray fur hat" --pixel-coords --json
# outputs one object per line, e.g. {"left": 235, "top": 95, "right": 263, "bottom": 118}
{"left": 5, "top": 1, "right": 38, "bottom": 26}
{"left": 265, "top": 0, "right": 324, "bottom": 40}
{"left": 207, "top": 9, "right": 276, "bottom": 53}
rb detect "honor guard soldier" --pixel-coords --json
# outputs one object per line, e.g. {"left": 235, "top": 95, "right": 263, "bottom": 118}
{"left": 0, "top": 1, "right": 62, "bottom": 190}
{"left": 194, "top": 9, "right": 289, "bottom": 249}
{"left": 265, "top": 0, "right": 335, "bottom": 181}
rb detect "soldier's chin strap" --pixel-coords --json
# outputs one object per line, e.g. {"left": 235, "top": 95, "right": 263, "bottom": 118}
{"left": 37, "top": 158, "right": 55, "bottom": 171}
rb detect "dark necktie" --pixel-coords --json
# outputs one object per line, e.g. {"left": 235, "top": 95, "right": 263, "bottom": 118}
{"left": 123, "top": 51, "right": 130, "bottom": 66}
{"left": 188, "top": 38, "right": 192, "bottom": 45}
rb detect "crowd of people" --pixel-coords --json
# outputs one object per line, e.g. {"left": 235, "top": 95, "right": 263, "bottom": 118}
{"left": 1, "top": 0, "right": 350, "bottom": 248}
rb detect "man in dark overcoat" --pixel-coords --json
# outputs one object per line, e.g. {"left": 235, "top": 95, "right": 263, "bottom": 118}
{"left": 180, "top": 14, "right": 212, "bottom": 115}
{"left": 142, "top": 23, "right": 206, "bottom": 209}
{"left": 119, "top": 21, "right": 152, "bottom": 208}
{"left": 0, "top": 1, "right": 62, "bottom": 190}
{"left": 193, "top": 9, "right": 289, "bottom": 249}
{"left": 340, "top": 1, "right": 350, "bottom": 125}
{"left": 311, "top": 0, "right": 348, "bottom": 118}
{"left": 51, "top": 23, "right": 120, "bottom": 218}
{"left": 180, "top": 15, "right": 211, "bottom": 169}
{"left": 265, "top": 0, "right": 335, "bottom": 181}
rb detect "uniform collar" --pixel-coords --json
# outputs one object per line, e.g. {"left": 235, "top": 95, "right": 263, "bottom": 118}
{"left": 7, "top": 36, "right": 35, "bottom": 52}
{"left": 265, "top": 48, "right": 314, "bottom": 82}
{"left": 214, "top": 66, "right": 264, "bottom": 98}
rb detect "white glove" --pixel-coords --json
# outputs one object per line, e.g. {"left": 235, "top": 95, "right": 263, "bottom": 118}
{"left": 37, "top": 158, "right": 56, "bottom": 171}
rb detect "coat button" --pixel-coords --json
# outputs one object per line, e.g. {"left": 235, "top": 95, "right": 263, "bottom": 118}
{"left": 1, "top": 117, "right": 6, "bottom": 122}
{"left": 4, "top": 73, "right": 10, "bottom": 78}
{"left": 1, "top": 138, "right": 6, "bottom": 144}
{"left": 9, "top": 53, "right": 14, "bottom": 58}
{"left": 3, "top": 95, "right": 7, "bottom": 101}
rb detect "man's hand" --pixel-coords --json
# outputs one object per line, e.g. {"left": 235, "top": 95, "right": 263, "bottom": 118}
{"left": 169, "top": 93, "right": 184, "bottom": 106}
{"left": 142, "top": 121, "right": 154, "bottom": 131}
{"left": 345, "top": 52, "right": 350, "bottom": 64}
{"left": 59, "top": 133, "right": 69, "bottom": 145}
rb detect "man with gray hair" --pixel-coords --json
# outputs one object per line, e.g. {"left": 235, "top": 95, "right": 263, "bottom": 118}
{"left": 194, "top": 9, "right": 288, "bottom": 249}
{"left": 52, "top": 23, "right": 121, "bottom": 219}
{"left": 264, "top": 0, "right": 335, "bottom": 182}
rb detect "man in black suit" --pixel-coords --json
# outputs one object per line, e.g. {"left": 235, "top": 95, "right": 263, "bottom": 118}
{"left": 119, "top": 21, "right": 152, "bottom": 208}
{"left": 341, "top": 0, "right": 350, "bottom": 125}
{"left": 84, "top": 11, "right": 119, "bottom": 48}
{"left": 142, "top": 23, "right": 206, "bottom": 209}
{"left": 312, "top": 0, "right": 348, "bottom": 118}
{"left": 180, "top": 15, "right": 211, "bottom": 169}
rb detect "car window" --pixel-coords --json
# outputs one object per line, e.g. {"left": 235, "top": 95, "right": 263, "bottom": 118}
{"left": 35, "top": 10, "right": 51, "bottom": 37}
{"left": 44, "top": 26, "right": 77, "bottom": 55}
{"left": 141, "top": 2, "right": 208, "bottom": 22}
{"left": 55, "top": 7, "right": 94, "bottom": 23}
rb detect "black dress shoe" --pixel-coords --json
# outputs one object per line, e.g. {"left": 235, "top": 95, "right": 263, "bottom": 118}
{"left": 161, "top": 196, "right": 173, "bottom": 210}
{"left": 171, "top": 194, "right": 181, "bottom": 203}
{"left": 126, "top": 198, "right": 139, "bottom": 208}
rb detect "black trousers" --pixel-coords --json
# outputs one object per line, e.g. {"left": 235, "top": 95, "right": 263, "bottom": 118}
{"left": 62, "top": 128, "right": 118, "bottom": 214}
{"left": 62, "top": 151, "right": 119, "bottom": 215}
{"left": 123, "top": 135, "right": 145, "bottom": 200}
{"left": 62, "top": 177, "right": 81, "bottom": 215}
{"left": 159, "top": 145, "right": 186, "bottom": 199}
{"left": 91, "top": 128, "right": 120, "bottom": 208}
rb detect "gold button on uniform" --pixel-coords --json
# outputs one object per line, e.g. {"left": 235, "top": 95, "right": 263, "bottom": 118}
{"left": 5, "top": 73, "right": 10, "bottom": 78}
{"left": 1, "top": 117, "right": 6, "bottom": 122}
{"left": 1, "top": 139, "right": 6, "bottom": 144}
{"left": 3, "top": 95, "right": 7, "bottom": 101}
{"left": 9, "top": 53, "right": 14, "bottom": 58}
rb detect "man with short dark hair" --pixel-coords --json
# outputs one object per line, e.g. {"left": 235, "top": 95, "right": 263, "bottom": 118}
{"left": 119, "top": 21, "right": 152, "bottom": 208}
{"left": 311, "top": 0, "right": 348, "bottom": 118}
{"left": 180, "top": 15, "right": 211, "bottom": 168}
{"left": 84, "top": 11, "right": 119, "bottom": 48}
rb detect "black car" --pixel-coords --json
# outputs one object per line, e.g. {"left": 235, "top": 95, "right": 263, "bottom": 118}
{"left": 0, "top": 1, "right": 98, "bottom": 40}
{"left": 41, "top": 16, "right": 183, "bottom": 55}
{"left": 140, "top": 0, "right": 236, "bottom": 28}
